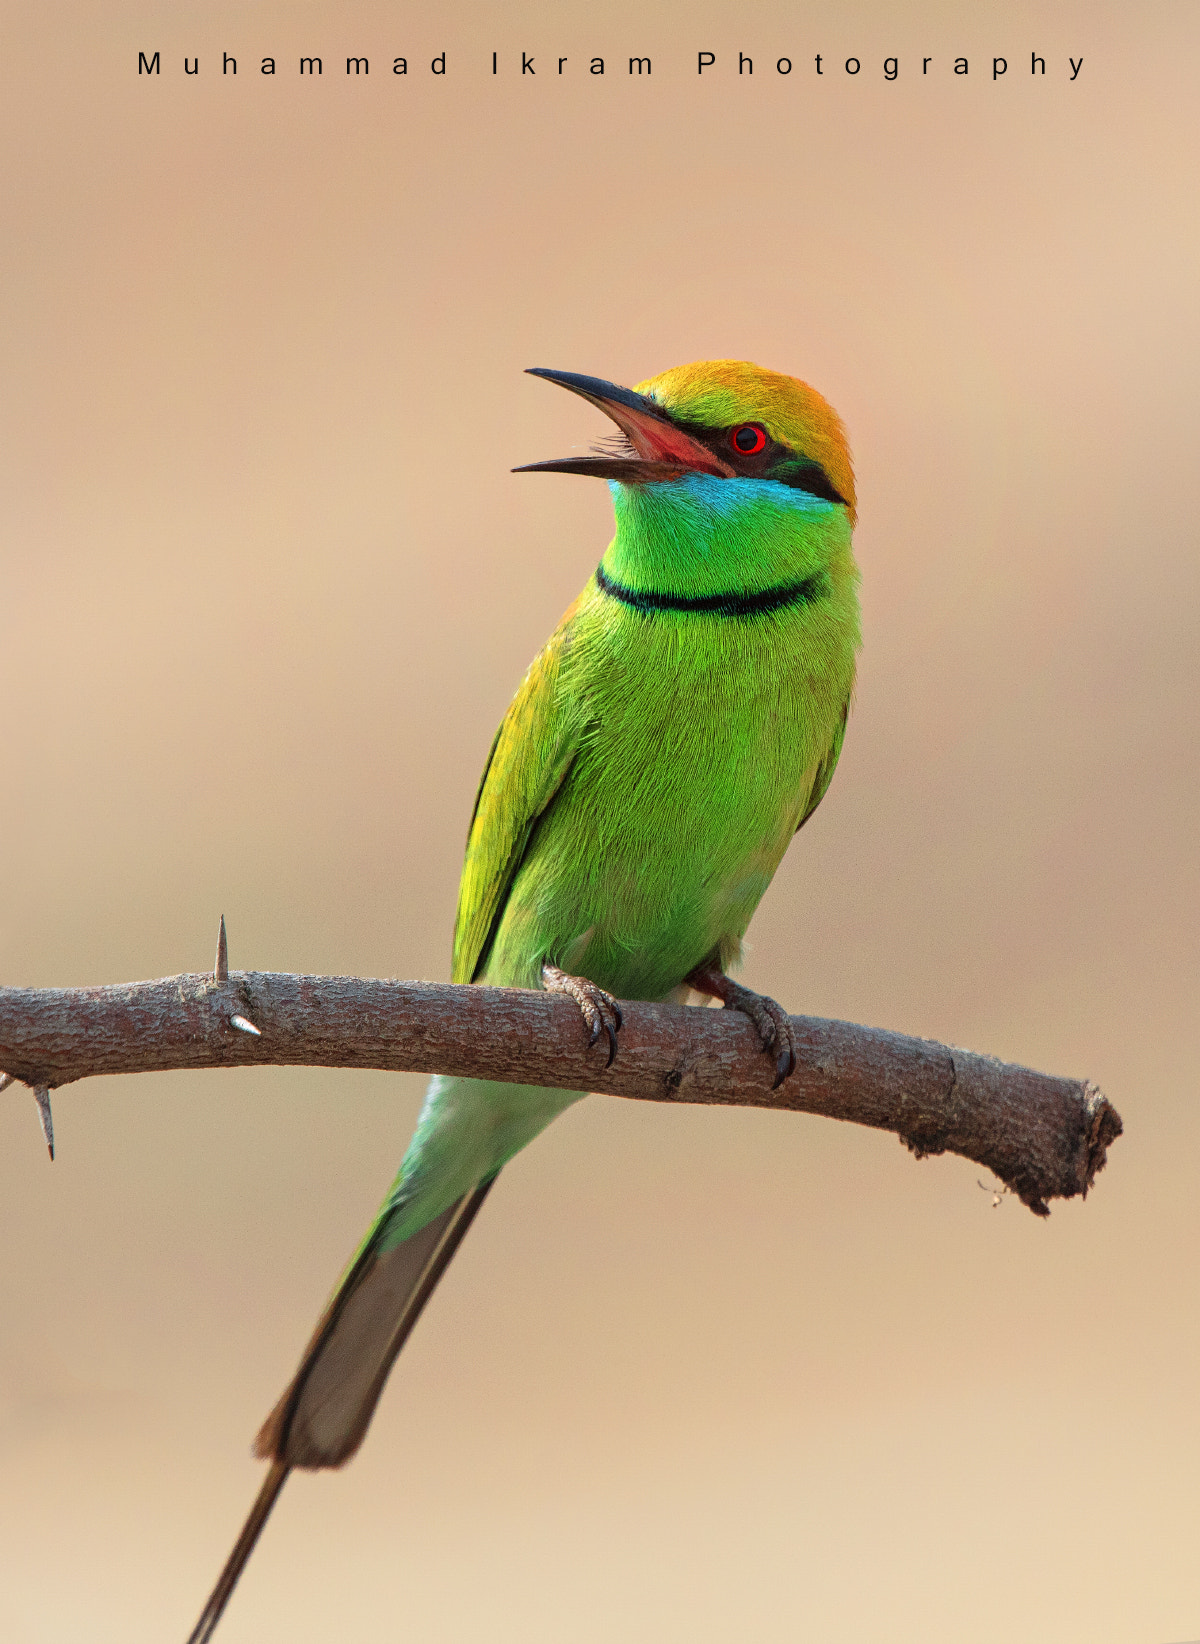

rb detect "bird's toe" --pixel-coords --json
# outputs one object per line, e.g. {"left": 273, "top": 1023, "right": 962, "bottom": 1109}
{"left": 684, "top": 963, "right": 797, "bottom": 1089}
{"left": 541, "top": 963, "right": 625, "bottom": 1068}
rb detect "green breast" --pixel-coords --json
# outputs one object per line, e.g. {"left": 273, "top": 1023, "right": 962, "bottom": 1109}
{"left": 479, "top": 488, "right": 860, "bottom": 1001}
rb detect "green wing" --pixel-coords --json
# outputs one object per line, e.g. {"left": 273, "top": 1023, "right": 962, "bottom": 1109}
{"left": 452, "top": 601, "right": 584, "bottom": 985}
{"left": 796, "top": 699, "right": 850, "bottom": 833}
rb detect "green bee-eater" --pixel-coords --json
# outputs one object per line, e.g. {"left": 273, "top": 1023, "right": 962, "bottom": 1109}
{"left": 188, "top": 360, "right": 861, "bottom": 1640}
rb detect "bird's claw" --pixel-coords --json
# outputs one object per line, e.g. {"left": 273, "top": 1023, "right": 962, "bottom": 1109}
{"left": 541, "top": 963, "right": 624, "bottom": 1068}
{"left": 735, "top": 990, "right": 796, "bottom": 1089}
{"left": 683, "top": 964, "right": 797, "bottom": 1089}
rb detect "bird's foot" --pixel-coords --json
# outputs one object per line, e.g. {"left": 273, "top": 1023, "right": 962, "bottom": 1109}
{"left": 684, "top": 963, "right": 797, "bottom": 1090}
{"left": 541, "top": 962, "right": 624, "bottom": 1068}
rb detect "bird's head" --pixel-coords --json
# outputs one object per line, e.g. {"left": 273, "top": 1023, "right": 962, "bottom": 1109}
{"left": 516, "top": 359, "right": 855, "bottom": 527}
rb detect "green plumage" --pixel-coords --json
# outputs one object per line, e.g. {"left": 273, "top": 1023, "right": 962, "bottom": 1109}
{"left": 371, "top": 469, "right": 859, "bottom": 1254}
{"left": 188, "top": 358, "right": 862, "bottom": 1644}
{"left": 461, "top": 477, "right": 859, "bottom": 1000}
{"left": 319, "top": 362, "right": 862, "bottom": 1392}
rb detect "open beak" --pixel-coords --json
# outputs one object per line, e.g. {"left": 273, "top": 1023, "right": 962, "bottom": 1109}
{"left": 514, "top": 368, "right": 733, "bottom": 482}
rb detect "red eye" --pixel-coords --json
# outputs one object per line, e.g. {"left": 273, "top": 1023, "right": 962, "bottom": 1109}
{"left": 730, "top": 423, "right": 767, "bottom": 456}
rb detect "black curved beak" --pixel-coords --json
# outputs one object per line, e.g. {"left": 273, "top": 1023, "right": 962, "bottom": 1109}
{"left": 514, "top": 368, "right": 733, "bottom": 482}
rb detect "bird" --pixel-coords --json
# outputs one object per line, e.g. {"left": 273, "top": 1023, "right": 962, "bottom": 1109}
{"left": 185, "top": 359, "right": 861, "bottom": 1641}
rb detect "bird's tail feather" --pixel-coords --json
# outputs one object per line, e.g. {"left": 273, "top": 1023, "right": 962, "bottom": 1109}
{"left": 185, "top": 1073, "right": 579, "bottom": 1640}
{"left": 255, "top": 1176, "right": 496, "bottom": 1468}
{"left": 185, "top": 1458, "right": 289, "bottom": 1644}
{"left": 183, "top": 1177, "right": 495, "bottom": 1643}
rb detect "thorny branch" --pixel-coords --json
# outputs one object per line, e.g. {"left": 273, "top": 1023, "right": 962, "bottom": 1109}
{"left": 0, "top": 919, "right": 1121, "bottom": 1216}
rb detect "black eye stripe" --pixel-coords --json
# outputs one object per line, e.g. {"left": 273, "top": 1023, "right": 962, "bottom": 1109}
{"left": 778, "top": 462, "right": 848, "bottom": 505}
{"left": 670, "top": 416, "right": 848, "bottom": 505}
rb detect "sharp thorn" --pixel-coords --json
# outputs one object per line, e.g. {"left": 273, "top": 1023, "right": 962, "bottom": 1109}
{"left": 214, "top": 914, "right": 229, "bottom": 983}
{"left": 0, "top": 1072, "right": 15, "bottom": 1094}
{"left": 33, "top": 1086, "right": 54, "bottom": 1159}
{"left": 230, "top": 1014, "right": 261, "bottom": 1037}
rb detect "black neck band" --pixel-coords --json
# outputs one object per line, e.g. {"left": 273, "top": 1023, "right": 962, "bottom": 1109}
{"left": 595, "top": 561, "right": 825, "bottom": 618}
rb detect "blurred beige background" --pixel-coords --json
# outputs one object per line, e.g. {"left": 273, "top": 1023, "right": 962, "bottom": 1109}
{"left": 2, "top": 0, "right": 1197, "bottom": 1639}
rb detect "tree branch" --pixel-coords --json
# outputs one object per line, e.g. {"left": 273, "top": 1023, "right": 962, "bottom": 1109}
{"left": 0, "top": 947, "right": 1121, "bottom": 1217}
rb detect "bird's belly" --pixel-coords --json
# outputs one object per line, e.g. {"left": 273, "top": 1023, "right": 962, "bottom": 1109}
{"left": 482, "top": 661, "right": 824, "bottom": 1000}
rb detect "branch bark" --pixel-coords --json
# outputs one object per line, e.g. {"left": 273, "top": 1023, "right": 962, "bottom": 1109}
{"left": 0, "top": 965, "right": 1120, "bottom": 1217}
